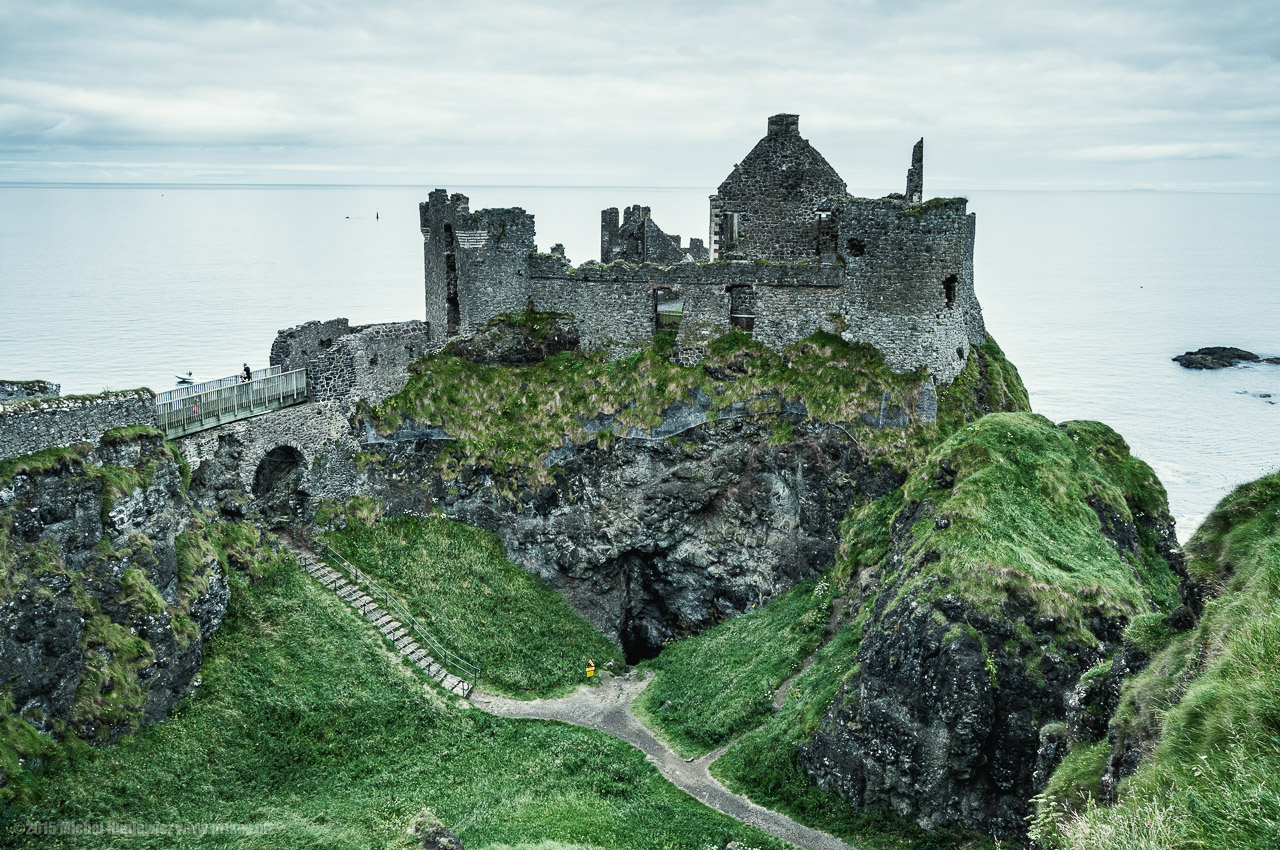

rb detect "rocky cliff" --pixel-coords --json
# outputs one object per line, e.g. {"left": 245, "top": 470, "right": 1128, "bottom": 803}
{"left": 343, "top": 324, "right": 1029, "bottom": 661}
{"left": 0, "top": 429, "right": 227, "bottom": 796}
{"left": 797, "top": 413, "right": 1181, "bottom": 839}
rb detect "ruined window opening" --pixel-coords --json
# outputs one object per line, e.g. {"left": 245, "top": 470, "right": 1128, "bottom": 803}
{"left": 814, "top": 212, "right": 837, "bottom": 256}
{"left": 728, "top": 285, "right": 755, "bottom": 332}
{"left": 654, "top": 287, "right": 682, "bottom": 338}
{"left": 719, "top": 212, "right": 742, "bottom": 253}
{"left": 846, "top": 237, "right": 866, "bottom": 257}
{"left": 444, "top": 224, "right": 461, "bottom": 336}
{"left": 943, "top": 274, "right": 957, "bottom": 308}
{"left": 957, "top": 346, "right": 965, "bottom": 360}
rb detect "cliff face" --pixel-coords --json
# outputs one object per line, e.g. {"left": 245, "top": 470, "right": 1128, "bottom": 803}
{"left": 345, "top": 328, "right": 1029, "bottom": 662}
{"left": 423, "top": 417, "right": 901, "bottom": 660}
{"left": 0, "top": 431, "right": 227, "bottom": 782}
{"left": 797, "top": 414, "right": 1181, "bottom": 839}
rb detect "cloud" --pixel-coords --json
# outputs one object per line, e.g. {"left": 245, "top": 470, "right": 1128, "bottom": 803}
{"left": 0, "top": 0, "right": 1278, "bottom": 189}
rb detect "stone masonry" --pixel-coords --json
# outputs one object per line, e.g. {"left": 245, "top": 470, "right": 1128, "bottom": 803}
{"left": 601, "top": 205, "right": 708, "bottom": 265}
{"left": 0, "top": 390, "right": 157, "bottom": 461}
{"left": 270, "top": 319, "right": 434, "bottom": 405}
{"left": 0, "top": 379, "right": 60, "bottom": 403}
{"left": 420, "top": 114, "right": 986, "bottom": 385}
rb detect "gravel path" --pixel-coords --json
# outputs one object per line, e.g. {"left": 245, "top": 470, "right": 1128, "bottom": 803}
{"left": 471, "top": 674, "right": 856, "bottom": 850}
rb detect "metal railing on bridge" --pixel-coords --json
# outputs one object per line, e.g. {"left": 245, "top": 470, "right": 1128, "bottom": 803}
{"left": 156, "top": 366, "right": 283, "bottom": 405}
{"left": 157, "top": 368, "right": 308, "bottom": 438}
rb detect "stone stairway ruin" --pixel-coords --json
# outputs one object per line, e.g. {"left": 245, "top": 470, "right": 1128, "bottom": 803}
{"left": 295, "top": 550, "right": 475, "bottom": 697}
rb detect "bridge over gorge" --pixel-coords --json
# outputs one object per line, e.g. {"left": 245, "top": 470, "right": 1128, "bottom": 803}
{"left": 156, "top": 366, "right": 309, "bottom": 438}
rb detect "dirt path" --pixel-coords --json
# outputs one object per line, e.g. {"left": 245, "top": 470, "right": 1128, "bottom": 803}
{"left": 471, "top": 674, "right": 856, "bottom": 850}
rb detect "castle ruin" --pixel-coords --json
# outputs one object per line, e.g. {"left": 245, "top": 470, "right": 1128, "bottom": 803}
{"left": 420, "top": 114, "right": 985, "bottom": 384}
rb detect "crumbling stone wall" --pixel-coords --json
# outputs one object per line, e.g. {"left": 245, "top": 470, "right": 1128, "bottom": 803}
{"left": 285, "top": 320, "right": 434, "bottom": 404}
{"left": 421, "top": 190, "right": 536, "bottom": 342}
{"left": 0, "top": 379, "right": 59, "bottom": 403}
{"left": 833, "top": 197, "right": 984, "bottom": 383}
{"left": 268, "top": 318, "right": 353, "bottom": 372}
{"left": 0, "top": 390, "right": 157, "bottom": 461}
{"left": 601, "top": 205, "right": 707, "bottom": 264}
{"left": 530, "top": 273, "right": 652, "bottom": 356}
{"left": 708, "top": 114, "right": 847, "bottom": 261}
{"left": 419, "top": 114, "right": 987, "bottom": 385}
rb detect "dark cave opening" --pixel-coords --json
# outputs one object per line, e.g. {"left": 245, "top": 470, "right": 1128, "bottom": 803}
{"left": 252, "top": 445, "right": 307, "bottom": 523}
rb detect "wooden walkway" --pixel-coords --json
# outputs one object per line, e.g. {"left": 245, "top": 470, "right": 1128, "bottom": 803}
{"left": 296, "top": 550, "right": 474, "bottom": 697}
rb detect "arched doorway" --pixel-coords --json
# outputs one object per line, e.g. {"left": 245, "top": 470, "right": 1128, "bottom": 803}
{"left": 252, "top": 445, "right": 307, "bottom": 524}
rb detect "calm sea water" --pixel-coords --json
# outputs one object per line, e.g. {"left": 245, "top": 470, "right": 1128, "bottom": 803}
{"left": 1, "top": 184, "right": 1277, "bottom": 539}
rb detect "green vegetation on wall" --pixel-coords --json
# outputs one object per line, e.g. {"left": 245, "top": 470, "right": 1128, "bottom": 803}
{"left": 371, "top": 329, "right": 1028, "bottom": 486}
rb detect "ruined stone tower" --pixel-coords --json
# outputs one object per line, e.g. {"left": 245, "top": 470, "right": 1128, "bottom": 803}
{"left": 707, "top": 114, "right": 848, "bottom": 261}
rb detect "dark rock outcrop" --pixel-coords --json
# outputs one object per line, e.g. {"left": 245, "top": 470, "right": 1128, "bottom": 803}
{"left": 370, "top": 415, "right": 901, "bottom": 661}
{"left": 1172, "top": 346, "right": 1277, "bottom": 369}
{"left": 0, "top": 435, "right": 227, "bottom": 751}
{"left": 797, "top": 415, "right": 1181, "bottom": 841}
{"left": 448, "top": 313, "right": 579, "bottom": 366}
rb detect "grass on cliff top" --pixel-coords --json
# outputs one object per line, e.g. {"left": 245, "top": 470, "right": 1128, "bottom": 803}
{"left": 323, "top": 513, "right": 623, "bottom": 698}
{"left": 1035, "top": 470, "right": 1280, "bottom": 850}
{"left": 0, "top": 542, "right": 788, "bottom": 850}
{"left": 369, "top": 327, "right": 1027, "bottom": 485}
{"left": 838, "top": 411, "right": 1179, "bottom": 639}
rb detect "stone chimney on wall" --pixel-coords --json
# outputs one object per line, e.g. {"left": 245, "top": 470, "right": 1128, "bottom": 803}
{"left": 906, "top": 138, "right": 924, "bottom": 204}
{"left": 767, "top": 113, "right": 800, "bottom": 136}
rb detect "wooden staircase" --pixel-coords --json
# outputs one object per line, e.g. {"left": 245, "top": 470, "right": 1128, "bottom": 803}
{"left": 296, "top": 551, "right": 474, "bottom": 697}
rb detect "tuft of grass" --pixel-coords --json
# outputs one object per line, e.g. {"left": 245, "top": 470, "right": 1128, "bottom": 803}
{"left": 372, "top": 330, "right": 1029, "bottom": 489}
{"left": 325, "top": 515, "right": 623, "bottom": 697}
{"left": 1040, "top": 470, "right": 1280, "bottom": 849}
{"left": 0, "top": 539, "right": 789, "bottom": 850}
{"left": 99, "top": 424, "right": 165, "bottom": 445}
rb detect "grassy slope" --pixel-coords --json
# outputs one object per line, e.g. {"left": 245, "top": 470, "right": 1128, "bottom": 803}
{"left": 637, "top": 412, "right": 1178, "bottom": 849}
{"left": 1040, "top": 471, "right": 1280, "bottom": 849}
{"left": 0, "top": 543, "right": 788, "bottom": 850}
{"left": 323, "top": 515, "right": 624, "bottom": 698}
{"left": 370, "top": 328, "right": 1026, "bottom": 487}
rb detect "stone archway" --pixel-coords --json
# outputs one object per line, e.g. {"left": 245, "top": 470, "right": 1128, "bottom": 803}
{"left": 251, "top": 445, "right": 307, "bottom": 524}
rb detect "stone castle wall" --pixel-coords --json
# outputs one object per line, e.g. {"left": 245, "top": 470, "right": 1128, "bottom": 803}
{"left": 0, "top": 390, "right": 157, "bottom": 461}
{"left": 421, "top": 190, "right": 536, "bottom": 343}
{"left": 268, "top": 318, "right": 354, "bottom": 372}
{"left": 272, "top": 320, "right": 434, "bottom": 404}
{"left": 0, "top": 379, "right": 60, "bottom": 403}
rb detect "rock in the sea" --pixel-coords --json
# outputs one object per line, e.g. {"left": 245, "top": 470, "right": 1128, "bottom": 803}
{"left": 1172, "top": 346, "right": 1263, "bottom": 369}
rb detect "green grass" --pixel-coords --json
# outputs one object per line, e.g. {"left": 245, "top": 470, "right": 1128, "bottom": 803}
{"left": 324, "top": 515, "right": 624, "bottom": 698}
{"left": 370, "top": 330, "right": 1028, "bottom": 489}
{"left": 635, "top": 575, "right": 837, "bottom": 757}
{"left": 0, "top": 544, "right": 789, "bottom": 850}
{"left": 838, "top": 412, "right": 1178, "bottom": 639}
{"left": 1038, "top": 470, "right": 1280, "bottom": 849}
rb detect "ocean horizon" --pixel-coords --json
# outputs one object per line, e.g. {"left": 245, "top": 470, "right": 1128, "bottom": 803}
{"left": 2, "top": 183, "right": 1278, "bottom": 540}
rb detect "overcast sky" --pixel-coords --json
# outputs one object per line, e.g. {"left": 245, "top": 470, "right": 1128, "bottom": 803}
{"left": 2, "top": 0, "right": 1278, "bottom": 193}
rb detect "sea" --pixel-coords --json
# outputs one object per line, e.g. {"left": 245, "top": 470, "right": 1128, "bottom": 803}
{"left": 1, "top": 184, "right": 1278, "bottom": 541}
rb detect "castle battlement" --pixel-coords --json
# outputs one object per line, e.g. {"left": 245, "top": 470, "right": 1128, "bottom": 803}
{"left": 419, "top": 115, "right": 986, "bottom": 384}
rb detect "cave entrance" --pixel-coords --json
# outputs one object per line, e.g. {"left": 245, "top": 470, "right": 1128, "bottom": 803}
{"left": 252, "top": 445, "right": 307, "bottom": 524}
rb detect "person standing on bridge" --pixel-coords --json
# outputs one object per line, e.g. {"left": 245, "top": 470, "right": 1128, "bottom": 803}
{"left": 241, "top": 363, "right": 252, "bottom": 382}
